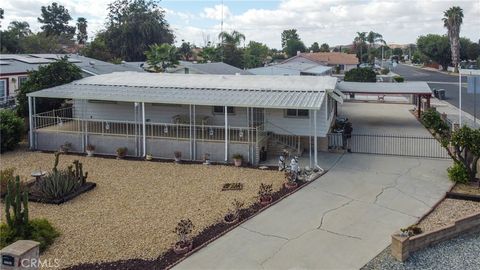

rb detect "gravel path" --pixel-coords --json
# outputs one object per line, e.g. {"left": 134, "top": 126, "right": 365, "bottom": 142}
{"left": 0, "top": 150, "right": 284, "bottom": 268}
{"left": 361, "top": 232, "right": 480, "bottom": 270}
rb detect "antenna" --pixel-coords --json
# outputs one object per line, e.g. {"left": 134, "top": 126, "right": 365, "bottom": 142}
{"left": 221, "top": 0, "right": 224, "bottom": 62}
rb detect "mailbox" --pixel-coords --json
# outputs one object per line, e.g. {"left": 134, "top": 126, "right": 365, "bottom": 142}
{"left": 0, "top": 240, "right": 39, "bottom": 270}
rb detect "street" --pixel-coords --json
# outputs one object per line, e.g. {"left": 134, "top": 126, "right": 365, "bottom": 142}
{"left": 394, "top": 64, "right": 479, "bottom": 121}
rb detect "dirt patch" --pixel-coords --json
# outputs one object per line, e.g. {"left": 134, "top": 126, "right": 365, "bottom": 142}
{"left": 0, "top": 149, "right": 284, "bottom": 269}
{"left": 452, "top": 183, "right": 480, "bottom": 196}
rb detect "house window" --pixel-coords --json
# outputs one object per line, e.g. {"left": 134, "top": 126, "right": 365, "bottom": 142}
{"left": 213, "top": 106, "right": 235, "bottom": 114}
{"left": 18, "top": 76, "right": 28, "bottom": 88}
{"left": 0, "top": 79, "right": 7, "bottom": 98}
{"left": 285, "top": 109, "right": 309, "bottom": 118}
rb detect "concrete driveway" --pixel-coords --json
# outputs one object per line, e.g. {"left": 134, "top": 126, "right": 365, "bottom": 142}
{"left": 174, "top": 153, "right": 452, "bottom": 270}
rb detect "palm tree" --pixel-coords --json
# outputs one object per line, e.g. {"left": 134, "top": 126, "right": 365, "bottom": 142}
{"left": 218, "top": 30, "right": 245, "bottom": 47}
{"left": 443, "top": 6, "right": 464, "bottom": 72}
{"left": 354, "top": 32, "right": 367, "bottom": 63}
{"left": 366, "top": 31, "right": 385, "bottom": 64}
{"left": 76, "top": 17, "right": 88, "bottom": 45}
{"left": 144, "top": 43, "right": 179, "bottom": 72}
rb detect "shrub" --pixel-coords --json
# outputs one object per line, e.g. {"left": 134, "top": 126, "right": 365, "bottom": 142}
{"left": 232, "top": 153, "right": 243, "bottom": 160}
{"left": 174, "top": 219, "right": 194, "bottom": 244}
{"left": 116, "top": 147, "right": 127, "bottom": 157}
{"left": 0, "top": 168, "right": 16, "bottom": 197}
{"left": 447, "top": 162, "right": 469, "bottom": 184}
{"left": 258, "top": 183, "right": 273, "bottom": 199}
{"left": 344, "top": 68, "right": 377, "bottom": 82}
{"left": 0, "top": 220, "right": 59, "bottom": 252}
{"left": 421, "top": 109, "right": 449, "bottom": 138}
{"left": 393, "top": 76, "right": 405, "bottom": 82}
{"left": 380, "top": 68, "right": 390, "bottom": 75}
{"left": 0, "top": 109, "right": 25, "bottom": 153}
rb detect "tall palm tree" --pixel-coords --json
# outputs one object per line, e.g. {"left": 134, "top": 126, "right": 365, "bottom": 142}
{"left": 218, "top": 30, "right": 245, "bottom": 47}
{"left": 144, "top": 43, "right": 179, "bottom": 72}
{"left": 366, "top": 31, "right": 385, "bottom": 64}
{"left": 443, "top": 6, "right": 464, "bottom": 72}
{"left": 76, "top": 17, "right": 88, "bottom": 45}
{"left": 354, "top": 32, "right": 367, "bottom": 63}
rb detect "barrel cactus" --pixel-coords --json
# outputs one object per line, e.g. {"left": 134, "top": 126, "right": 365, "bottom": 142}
{"left": 5, "top": 176, "right": 29, "bottom": 236}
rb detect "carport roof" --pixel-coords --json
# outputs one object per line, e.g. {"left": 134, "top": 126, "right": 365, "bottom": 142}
{"left": 337, "top": 81, "right": 432, "bottom": 95}
{"left": 28, "top": 72, "right": 337, "bottom": 109}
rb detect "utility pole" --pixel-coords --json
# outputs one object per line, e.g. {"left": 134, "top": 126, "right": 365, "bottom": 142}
{"left": 220, "top": 0, "right": 224, "bottom": 63}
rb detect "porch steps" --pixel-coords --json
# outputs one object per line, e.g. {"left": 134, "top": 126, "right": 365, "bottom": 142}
{"left": 267, "top": 136, "right": 302, "bottom": 157}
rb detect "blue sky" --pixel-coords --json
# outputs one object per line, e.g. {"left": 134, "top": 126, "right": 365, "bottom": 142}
{"left": 2, "top": 0, "right": 479, "bottom": 49}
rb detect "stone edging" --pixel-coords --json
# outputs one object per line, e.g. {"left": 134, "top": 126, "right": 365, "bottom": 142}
{"left": 391, "top": 211, "right": 480, "bottom": 261}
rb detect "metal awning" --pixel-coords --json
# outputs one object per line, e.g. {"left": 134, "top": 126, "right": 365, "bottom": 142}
{"left": 28, "top": 72, "right": 338, "bottom": 109}
{"left": 337, "top": 81, "right": 432, "bottom": 95}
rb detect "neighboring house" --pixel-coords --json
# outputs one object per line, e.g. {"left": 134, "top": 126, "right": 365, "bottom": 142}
{"left": 170, "top": 61, "right": 252, "bottom": 75}
{"left": 0, "top": 54, "right": 144, "bottom": 104}
{"left": 282, "top": 52, "right": 359, "bottom": 73}
{"left": 27, "top": 72, "right": 343, "bottom": 165}
{"left": 248, "top": 62, "right": 332, "bottom": 76}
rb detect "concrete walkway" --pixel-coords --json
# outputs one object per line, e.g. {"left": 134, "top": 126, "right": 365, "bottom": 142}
{"left": 174, "top": 153, "right": 452, "bottom": 270}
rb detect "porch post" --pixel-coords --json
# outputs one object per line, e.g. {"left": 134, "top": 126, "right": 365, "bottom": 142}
{"left": 28, "top": 96, "right": 34, "bottom": 150}
{"left": 142, "top": 102, "right": 146, "bottom": 157}
{"left": 225, "top": 106, "right": 228, "bottom": 162}
{"left": 309, "top": 110, "right": 313, "bottom": 168}
{"left": 417, "top": 94, "right": 421, "bottom": 118}
{"left": 189, "top": 105, "right": 193, "bottom": 160}
{"left": 314, "top": 109, "right": 318, "bottom": 166}
{"left": 246, "top": 107, "right": 250, "bottom": 163}
{"left": 426, "top": 95, "right": 431, "bottom": 109}
{"left": 193, "top": 105, "right": 196, "bottom": 160}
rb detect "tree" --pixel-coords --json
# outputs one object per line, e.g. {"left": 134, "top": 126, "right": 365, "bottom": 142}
{"left": 417, "top": 34, "right": 451, "bottom": 70}
{"left": 102, "top": 0, "right": 174, "bottom": 61}
{"left": 145, "top": 43, "right": 179, "bottom": 72}
{"left": 244, "top": 41, "right": 270, "bottom": 69}
{"left": 179, "top": 41, "right": 193, "bottom": 61}
{"left": 344, "top": 68, "right": 376, "bottom": 82}
{"left": 319, "top": 43, "right": 330, "bottom": 52}
{"left": 284, "top": 39, "right": 306, "bottom": 58}
{"left": 0, "top": 109, "right": 25, "bottom": 153}
{"left": 219, "top": 30, "right": 245, "bottom": 47}
{"left": 38, "top": 2, "right": 76, "bottom": 38}
{"left": 0, "top": 8, "right": 4, "bottom": 28}
{"left": 218, "top": 30, "right": 245, "bottom": 68}
{"left": 16, "top": 57, "right": 82, "bottom": 117}
{"left": 76, "top": 17, "right": 88, "bottom": 45}
{"left": 80, "top": 32, "right": 114, "bottom": 62}
{"left": 20, "top": 33, "right": 65, "bottom": 53}
{"left": 281, "top": 29, "right": 300, "bottom": 49}
{"left": 450, "top": 126, "right": 480, "bottom": 181}
{"left": 443, "top": 6, "right": 464, "bottom": 72}
{"left": 198, "top": 44, "right": 219, "bottom": 63}
{"left": 354, "top": 32, "right": 367, "bottom": 63}
{"left": 8, "top": 21, "right": 32, "bottom": 38}
{"left": 309, "top": 42, "right": 320, "bottom": 53}
{"left": 467, "top": 42, "right": 480, "bottom": 61}
{"left": 392, "top": 48, "right": 403, "bottom": 56}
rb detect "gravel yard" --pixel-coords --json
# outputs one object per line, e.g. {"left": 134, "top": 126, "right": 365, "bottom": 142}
{"left": 0, "top": 149, "right": 284, "bottom": 268}
{"left": 361, "top": 232, "right": 480, "bottom": 270}
{"left": 452, "top": 183, "right": 480, "bottom": 195}
{"left": 417, "top": 199, "right": 480, "bottom": 232}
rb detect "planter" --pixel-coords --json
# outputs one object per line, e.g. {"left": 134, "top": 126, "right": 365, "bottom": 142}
{"left": 259, "top": 196, "right": 273, "bottom": 206}
{"left": 174, "top": 158, "right": 181, "bottom": 164}
{"left": 233, "top": 158, "right": 242, "bottom": 167}
{"left": 86, "top": 150, "right": 95, "bottom": 157}
{"left": 173, "top": 241, "right": 193, "bottom": 255}
{"left": 284, "top": 181, "right": 298, "bottom": 190}
{"left": 203, "top": 159, "right": 211, "bottom": 165}
{"left": 223, "top": 214, "right": 239, "bottom": 224}
{"left": 146, "top": 155, "right": 153, "bottom": 161}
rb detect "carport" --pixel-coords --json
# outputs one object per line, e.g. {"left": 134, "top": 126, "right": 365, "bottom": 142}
{"left": 337, "top": 81, "right": 432, "bottom": 118}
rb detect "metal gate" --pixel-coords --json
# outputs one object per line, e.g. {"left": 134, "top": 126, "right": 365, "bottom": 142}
{"left": 348, "top": 134, "right": 450, "bottom": 159}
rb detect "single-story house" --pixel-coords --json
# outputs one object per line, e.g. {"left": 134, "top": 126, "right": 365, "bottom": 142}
{"left": 170, "top": 61, "right": 252, "bottom": 75}
{"left": 27, "top": 72, "right": 343, "bottom": 166}
{"left": 282, "top": 52, "right": 359, "bottom": 73}
{"left": 248, "top": 62, "right": 332, "bottom": 76}
{"left": 0, "top": 54, "right": 143, "bottom": 104}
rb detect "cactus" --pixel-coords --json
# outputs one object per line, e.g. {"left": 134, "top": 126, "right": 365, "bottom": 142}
{"left": 5, "top": 176, "right": 29, "bottom": 236}
{"left": 53, "top": 152, "right": 60, "bottom": 173}
{"left": 73, "top": 160, "right": 88, "bottom": 185}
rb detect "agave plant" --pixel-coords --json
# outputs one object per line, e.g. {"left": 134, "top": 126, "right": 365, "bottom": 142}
{"left": 39, "top": 170, "right": 80, "bottom": 200}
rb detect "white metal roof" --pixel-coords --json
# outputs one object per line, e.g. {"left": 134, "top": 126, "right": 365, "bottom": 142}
{"left": 337, "top": 81, "right": 432, "bottom": 94}
{"left": 29, "top": 72, "right": 338, "bottom": 109}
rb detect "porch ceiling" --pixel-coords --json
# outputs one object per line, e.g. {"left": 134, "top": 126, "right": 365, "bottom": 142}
{"left": 28, "top": 72, "right": 334, "bottom": 109}
{"left": 337, "top": 81, "right": 432, "bottom": 95}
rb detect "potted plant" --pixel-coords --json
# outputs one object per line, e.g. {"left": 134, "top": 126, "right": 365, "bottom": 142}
{"left": 400, "top": 225, "right": 422, "bottom": 237}
{"left": 174, "top": 151, "right": 182, "bottom": 163}
{"left": 284, "top": 171, "right": 298, "bottom": 189}
{"left": 146, "top": 153, "right": 153, "bottom": 161}
{"left": 173, "top": 219, "right": 194, "bottom": 255}
{"left": 116, "top": 147, "right": 127, "bottom": 159}
{"left": 258, "top": 183, "right": 273, "bottom": 206}
{"left": 203, "top": 153, "right": 211, "bottom": 165}
{"left": 86, "top": 144, "right": 95, "bottom": 157}
{"left": 232, "top": 153, "right": 243, "bottom": 167}
{"left": 224, "top": 199, "right": 244, "bottom": 224}
{"left": 60, "top": 142, "right": 72, "bottom": 153}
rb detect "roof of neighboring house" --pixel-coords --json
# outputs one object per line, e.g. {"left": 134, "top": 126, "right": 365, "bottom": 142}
{"left": 0, "top": 54, "right": 144, "bottom": 75}
{"left": 337, "top": 81, "right": 432, "bottom": 94}
{"left": 284, "top": 52, "right": 359, "bottom": 66}
{"left": 248, "top": 62, "right": 332, "bottom": 76}
{"left": 173, "top": 61, "right": 252, "bottom": 75}
{"left": 28, "top": 72, "right": 338, "bottom": 109}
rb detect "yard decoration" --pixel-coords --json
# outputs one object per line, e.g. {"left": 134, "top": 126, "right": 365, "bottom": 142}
{"left": 221, "top": 183, "right": 244, "bottom": 191}
{"left": 60, "top": 142, "right": 72, "bottom": 153}
{"left": 258, "top": 183, "right": 273, "bottom": 206}
{"left": 146, "top": 153, "right": 153, "bottom": 161}
{"left": 232, "top": 153, "right": 243, "bottom": 167}
{"left": 116, "top": 147, "right": 127, "bottom": 159}
{"left": 224, "top": 199, "right": 244, "bottom": 224}
{"left": 174, "top": 151, "right": 182, "bottom": 163}
{"left": 203, "top": 153, "right": 211, "bottom": 165}
{"left": 173, "top": 219, "right": 194, "bottom": 255}
{"left": 284, "top": 171, "right": 298, "bottom": 190}
{"left": 86, "top": 144, "right": 95, "bottom": 157}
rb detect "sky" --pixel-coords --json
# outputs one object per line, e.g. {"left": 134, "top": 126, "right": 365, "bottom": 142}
{"left": 1, "top": 0, "right": 479, "bottom": 49}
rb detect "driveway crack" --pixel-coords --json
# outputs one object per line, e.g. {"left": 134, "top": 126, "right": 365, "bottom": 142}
{"left": 239, "top": 226, "right": 290, "bottom": 241}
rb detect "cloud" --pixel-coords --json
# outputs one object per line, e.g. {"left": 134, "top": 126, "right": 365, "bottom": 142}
{"left": 201, "top": 4, "right": 231, "bottom": 20}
